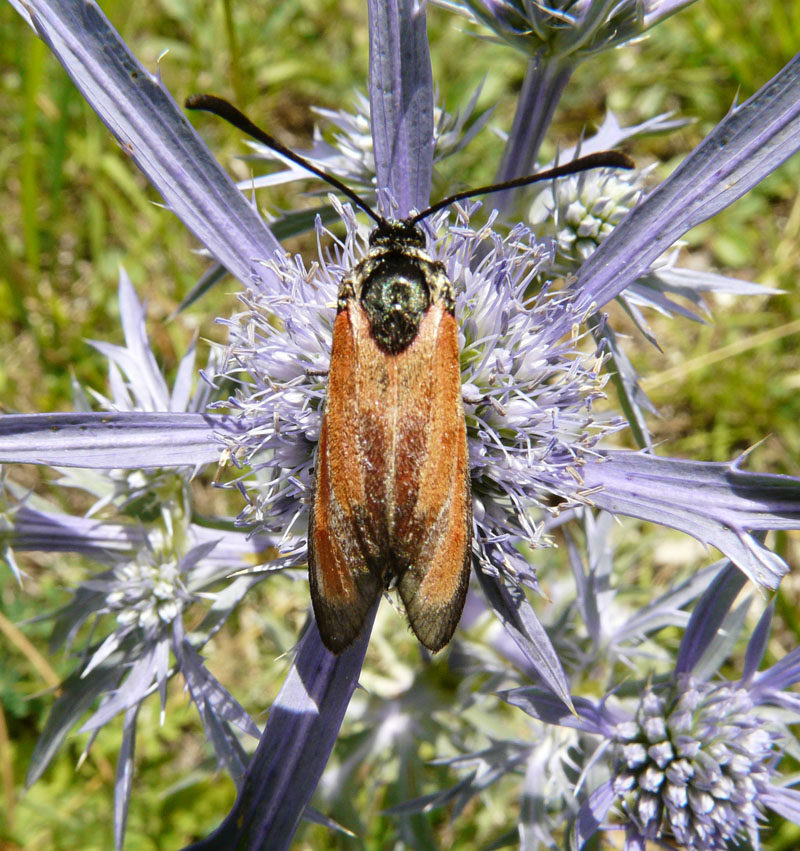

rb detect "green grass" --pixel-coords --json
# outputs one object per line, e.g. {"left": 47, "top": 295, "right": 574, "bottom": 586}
{"left": 1, "top": 1, "right": 799, "bottom": 848}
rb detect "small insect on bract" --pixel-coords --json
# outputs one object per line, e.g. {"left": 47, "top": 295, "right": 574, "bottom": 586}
{"left": 186, "top": 94, "right": 634, "bottom": 653}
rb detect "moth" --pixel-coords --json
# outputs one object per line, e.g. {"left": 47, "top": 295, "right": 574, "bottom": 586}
{"left": 186, "top": 94, "right": 633, "bottom": 653}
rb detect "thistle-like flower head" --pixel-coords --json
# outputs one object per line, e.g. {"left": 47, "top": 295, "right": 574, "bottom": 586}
{"left": 504, "top": 583, "right": 800, "bottom": 851}
{"left": 218, "top": 199, "right": 619, "bottom": 581}
{"left": 529, "top": 166, "right": 647, "bottom": 270}
{"left": 439, "top": 0, "right": 698, "bottom": 59}
{"left": 613, "top": 677, "right": 780, "bottom": 849}
{"left": 105, "top": 551, "right": 186, "bottom": 633}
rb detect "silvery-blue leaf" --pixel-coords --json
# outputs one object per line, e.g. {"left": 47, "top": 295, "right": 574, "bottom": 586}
{"left": 27, "top": 663, "right": 122, "bottom": 786}
{"left": 183, "top": 617, "right": 373, "bottom": 851}
{"left": 583, "top": 452, "right": 800, "bottom": 590}
{"left": 178, "top": 641, "right": 260, "bottom": 739}
{"left": 368, "top": 0, "right": 434, "bottom": 215}
{"left": 743, "top": 599, "right": 776, "bottom": 681}
{"left": 476, "top": 564, "right": 574, "bottom": 711}
{"left": 114, "top": 705, "right": 139, "bottom": 851}
{"left": 674, "top": 562, "right": 747, "bottom": 677}
{"left": 0, "top": 412, "right": 246, "bottom": 467}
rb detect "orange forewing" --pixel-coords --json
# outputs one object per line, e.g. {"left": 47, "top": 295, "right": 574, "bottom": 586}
{"left": 309, "top": 297, "right": 471, "bottom": 653}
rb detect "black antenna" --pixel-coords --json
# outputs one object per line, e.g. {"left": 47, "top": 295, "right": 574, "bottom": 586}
{"left": 186, "top": 94, "right": 635, "bottom": 229}
{"left": 410, "top": 150, "right": 635, "bottom": 224}
{"left": 185, "top": 93, "right": 385, "bottom": 227}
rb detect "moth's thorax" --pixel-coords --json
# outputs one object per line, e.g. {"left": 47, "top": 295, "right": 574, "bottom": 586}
{"left": 339, "top": 219, "right": 454, "bottom": 354}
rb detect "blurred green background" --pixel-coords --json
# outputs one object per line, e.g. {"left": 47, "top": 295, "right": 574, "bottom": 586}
{"left": 1, "top": 0, "right": 799, "bottom": 848}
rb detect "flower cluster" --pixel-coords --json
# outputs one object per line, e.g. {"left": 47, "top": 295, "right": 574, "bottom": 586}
{"left": 495, "top": 567, "right": 800, "bottom": 850}
{"left": 220, "top": 199, "right": 618, "bottom": 591}
{"left": 613, "top": 679, "right": 778, "bottom": 848}
{"left": 528, "top": 165, "right": 647, "bottom": 269}
{"left": 437, "top": 0, "right": 696, "bottom": 60}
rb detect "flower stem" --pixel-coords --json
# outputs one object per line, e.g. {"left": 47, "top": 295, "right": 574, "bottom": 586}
{"left": 494, "top": 57, "right": 574, "bottom": 213}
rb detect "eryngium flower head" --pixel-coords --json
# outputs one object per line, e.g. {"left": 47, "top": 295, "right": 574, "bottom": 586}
{"left": 440, "top": 0, "right": 698, "bottom": 60}
{"left": 613, "top": 678, "right": 779, "bottom": 849}
{"left": 216, "top": 200, "right": 620, "bottom": 583}
{"left": 528, "top": 166, "right": 647, "bottom": 270}
{"left": 74, "top": 539, "right": 214, "bottom": 679}
{"left": 105, "top": 552, "right": 185, "bottom": 632}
